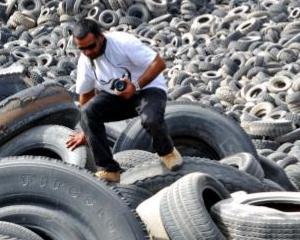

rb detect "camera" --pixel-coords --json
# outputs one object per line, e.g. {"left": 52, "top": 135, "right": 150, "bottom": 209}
{"left": 111, "top": 78, "right": 127, "bottom": 92}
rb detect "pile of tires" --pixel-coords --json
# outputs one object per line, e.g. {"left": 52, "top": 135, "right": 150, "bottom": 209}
{"left": 0, "top": 156, "right": 147, "bottom": 239}
{"left": 137, "top": 172, "right": 300, "bottom": 240}
{"left": 0, "top": 81, "right": 297, "bottom": 239}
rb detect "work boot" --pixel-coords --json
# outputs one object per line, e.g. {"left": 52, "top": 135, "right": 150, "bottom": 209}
{"left": 160, "top": 147, "right": 183, "bottom": 170}
{"left": 95, "top": 170, "right": 121, "bottom": 183}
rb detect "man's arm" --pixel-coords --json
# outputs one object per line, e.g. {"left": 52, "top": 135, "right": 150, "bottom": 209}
{"left": 66, "top": 89, "right": 95, "bottom": 150}
{"left": 136, "top": 54, "right": 166, "bottom": 89}
{"left": 116, "top": 54, "right": 166, "bottom": 99}
{"left": 79, "top": 89, "right": 95, "bottom": 106}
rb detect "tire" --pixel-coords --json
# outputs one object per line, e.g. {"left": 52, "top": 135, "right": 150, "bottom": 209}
{"left": 104, "top": 120, "right": 128, "bottom": 148}
{"left": 258, "top": 154, "right": 297, "bottom": 191}
{"left": 18, "top": 0, "right": 41, "bottom": 18}
{"left": 0, "top": 65, "right": 29, "bottom": 101}
{"left": 121, "top": 157, "right": 276, "bottom": 194}
{"left": 247, "top": 119, "right": 294, "bottom": 138}
{"left": 0, "top": 125, "right": 88, "bottom": 167}
{"left": 211, "top": 192, "right": 300, "bottom": 239}
{"left": 168, "top": 85, "right": 193, "bottom": 100}
{"left": 252, "top": 139, "right": 280, "bottom": 150}
{"left": 0, "top": 221, "right": 43, "bottom": 240}
{"left": 0, "top": 156, "right": 147, "bottom": 240}
{"left": 0, "top": 82, "right": 80, "bottom": 145}
{"left": 127, "top": 3, "right": 150, "bottom": 22}
{"left": 114, "top": 150, "right": 159, "bottom": 170}
{"left": 112, "top": 184, "right": 153, "bottom": 209}
{"left": 0, "top": 205, "right": 89, "bottom": 240}
{"left": 284, "top": 163, "right": 300, "bottom": 190}
{"left": 220, "top": 152, "right": 265, "bottom": 180}
{"left": 113, "top": 102, "right": 257, "bottom": 160}
{"left": 98, "top": 10, "right": 118, "bottom": 29}
{"left": 261, "top": 178, "right": 285, "bottom": 191}
{"left": 136, "top": 188, "right": 169, "bottom": 240}
{"left": 160, "top": 173, "right": 229, "bottom": 240}
{"left": 275, "top": 128, "right": 300, "bottom": 143}
{"left": 277, "top": 155, "right": 298, "bottom": 169}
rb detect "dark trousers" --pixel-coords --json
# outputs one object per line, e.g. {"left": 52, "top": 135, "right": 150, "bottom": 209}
{"left": 80, "top": 87, "right": 174, "bottom": 172}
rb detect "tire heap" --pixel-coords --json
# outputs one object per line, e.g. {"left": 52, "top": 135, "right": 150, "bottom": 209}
{"left": 0, "top": 0, "right": 300, "bottom": 239}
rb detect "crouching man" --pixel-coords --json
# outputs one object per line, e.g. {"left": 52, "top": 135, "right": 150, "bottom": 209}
{"left": 66, "top": 18, "right": 182, "bottom": 182}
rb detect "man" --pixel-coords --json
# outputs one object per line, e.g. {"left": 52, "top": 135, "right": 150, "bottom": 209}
{"left": 66, "top": 18, "right": 182, "bottom": 182}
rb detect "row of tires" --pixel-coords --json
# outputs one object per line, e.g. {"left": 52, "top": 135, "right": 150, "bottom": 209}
{"left": 1, "top": 81, "right": 298, "bottom": 194}
{"left": 0, "top": 156, "right": 148, "bottom": 239}
{"left": 0, "top": 81, "right": 258, "bottom": 163}
{"left": 0, "top": 81, "right": 296, "bottom": 239}
{"left": 137, "top": 172, "right": 300, "bottom": 240}
{"left": 0, "top": 151, "right": 296, "bottom": 240}
{"left": 0, "top": 153, "right": 295, "bottom": 240}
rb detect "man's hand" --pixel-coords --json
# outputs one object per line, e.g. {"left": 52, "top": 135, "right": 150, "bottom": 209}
{"left": 66, "top": 131, "right": 87, "bottom": 151}
{"left": 115, "top": 77, "right": 136, "bottom": 99}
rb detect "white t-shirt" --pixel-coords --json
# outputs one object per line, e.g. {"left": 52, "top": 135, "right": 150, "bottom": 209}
{"left": 76, "top": 31, "right": 167, "bottom": 95}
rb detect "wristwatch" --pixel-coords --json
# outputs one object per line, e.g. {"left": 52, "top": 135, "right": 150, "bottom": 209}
{"left": 133, "top": 81, "right": 141, "bottom": 91}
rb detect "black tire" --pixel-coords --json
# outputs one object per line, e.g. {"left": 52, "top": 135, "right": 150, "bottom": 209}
{"left": 98, "top": 10, "right": 118, "bottom": 29}
{"left": 113, "top": 102, "right": 257, "bottom": 160}
{"left": 112, "top": 184, "right": 153, "bottom": 209}
{"left": 220, "top": 152, "right": 265, "bottom": 180}
{"left": 160, "top": 173, "right": 229, "bottom": 240}
{"left": 0, "top": 205, "right": 88, "bottom": 240}
{"left": 284, "top": 163, "right": 300, "bottom": 190}
{"left": 277, "top": 155, "right": 298, "bottom": 169}
{"left": 114, "top": 150, "right": 159, "bottom": 170}
{"left": 0, "top": 221, "right": 43, "bottom": 240}
{"left": 275, "top": 128, "right": 300, "bottom": 143}
{"left": 211, "top": 192, "right": 300, "bottom": 239}
{"left": 0, "top": 156, "right": 146, "bottom": 240}
{"left": 261, "top": 178, "right": 285, "bottom": 191}
{"left": 168, "top": 85, "right": 193, "bottom": 100}
{"left": 252, "top": 138, "right": 280, "bottom": 150}
{"left": 121, "top": 157, "right": 276, "bottom": 194}
{"left": 0, "top": 82, "right": 80, "bottom": 145}
{"left": 0, "top": 66, "right": 29, "bottom": 102}
{"left": 18, "top": 0, "right": 41, "bottom": 18}
{"left": 104, "top": 120, "right": 128, "bottom": 148}
{"left": 258, "top": 154, "right": 297, "bottom": 191}
{"left": 0, "top": 125, "right": 88, "bottom": 167}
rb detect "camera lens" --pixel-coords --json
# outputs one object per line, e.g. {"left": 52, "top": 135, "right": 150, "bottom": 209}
{"left": 113, "top": 79, "right": 127, "bottom": 91}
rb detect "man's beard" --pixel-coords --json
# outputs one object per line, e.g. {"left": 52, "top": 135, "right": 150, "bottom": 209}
{"left": 90, "top": 37, "right": 106, "bottom": 59}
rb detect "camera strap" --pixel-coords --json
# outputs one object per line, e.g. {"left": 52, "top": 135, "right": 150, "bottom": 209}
{"left": 103, "top": 53, "right": 132, "bottom": 80}
{"left": 89, "top": 58, "right": 100, "bottom": 85}
{"left": 89, "top": 53, "right": 132, "bottom": 84}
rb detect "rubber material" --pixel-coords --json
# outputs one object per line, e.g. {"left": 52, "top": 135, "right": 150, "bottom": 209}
{"left": 114, "top": 103, "right": 257, "bottom": 160}
{"left": 0, "top": 156, "right": 147, "bottom": 240}
{"left": 211, "top": 192, "right": 300, "bottom": 239}
{"left": 0, "top": 125, "right": 88, "bottom": 167}
{"left": 0, "top": 82, "right": 80, "bottom": 145}
{"left": 121, "top": 156, "right": 278, "bottom": 194}
{"left": 160, "top": 173, "right": 229, "bottom": 240}
{"left": 0, "top": 221, "right": 43, "bottom": 240}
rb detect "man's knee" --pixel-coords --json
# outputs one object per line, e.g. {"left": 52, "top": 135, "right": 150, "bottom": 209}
{"left": 141, "top": 114, "right": 163, "bottom": 133}
{"left": 81, "top": 102, "right": 94, "bottom": 118}
{"left": 81, "top": 100, "right": 104, "bottom": 123}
